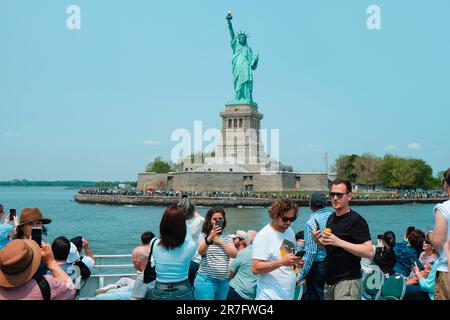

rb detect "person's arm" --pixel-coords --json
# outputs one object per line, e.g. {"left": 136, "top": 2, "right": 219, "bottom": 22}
{"left": 198, "top": 227, "right": 221, "bottom": 256}
{"left": 41, "top": 242, "right": 72, "bottom": 285}
{"left": 215, "top": 237, "right": 237, "bottom": 258}
{"left": 252, "top": 254, "right": 301, "bottom": 275}
{"left": 430, "top": 210, "right": 448, "bottom": 251}
{"left": 444, "top": 239, "right": 450, "bottom": 297}
{"left": 298, "top": 222, "right": 318, "bottom": 281}
{"left": 229, "top": 253, "right": 241, "bottom": 279}
{"left": 82, "top": 239, "right": 95, "bottom": 263}
{"left": 308, "top": 229, "right": 326, "bottom": 249}
{"left": 321, "top": 232, "right": 373, "bottom": 259}
{"left": 227, "top": 16, "right": 235, "bottom": 40}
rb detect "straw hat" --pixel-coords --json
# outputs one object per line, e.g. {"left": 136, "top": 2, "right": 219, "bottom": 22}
{"left": 0, "top": 239, "right": 42, "bottom": 288}
{"left": 18, "top": 208, "right": 52, "bottom": 226}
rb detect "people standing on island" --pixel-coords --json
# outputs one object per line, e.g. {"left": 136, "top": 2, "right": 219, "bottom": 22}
{"left": 311, "top": 179, "right": 373, "bottom": 300}
{"left": 194, "top": 207, "right": 237, "bottom": 300}
{"left": 298, "top": 191, "right": 332, "bottom": 300}
{"left": 429, "top": 168, "right": 450, "bottom": 300}
{"left": 252, "top": 199, "right": 303, "bottom": 300}
{"left": 178, "top": 197, "right": 204, "bottom": 287}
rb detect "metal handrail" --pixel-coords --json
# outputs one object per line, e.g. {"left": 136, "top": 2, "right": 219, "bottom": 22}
{"left": 94, "top": 254, "right": 132, "bottom": 259}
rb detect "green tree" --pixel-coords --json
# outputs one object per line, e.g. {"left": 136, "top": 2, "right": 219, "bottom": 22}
{"left": 333, "top": 154, "right": 359, "bottom": 182}
{"left": 353, "top": 153, "right": 382, "bottom": 186}
{"left": 146, "top": 156, "right": 172, "bottom": 173}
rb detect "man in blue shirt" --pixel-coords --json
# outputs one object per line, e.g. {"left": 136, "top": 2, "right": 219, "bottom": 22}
{"left": 298, "top": 192, "right": 332, "bottom": 300}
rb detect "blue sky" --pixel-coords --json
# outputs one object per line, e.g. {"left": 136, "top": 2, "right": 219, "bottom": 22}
{"left": 1, "top": 0, "right": 449, "bottom": 181}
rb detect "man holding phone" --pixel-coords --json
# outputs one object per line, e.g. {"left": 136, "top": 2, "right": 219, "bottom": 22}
{"left": 252, "top": 199, "right": 303, "bottom": 300}
{"left": 0, "top": 205, "right": 18, "bottom": 250}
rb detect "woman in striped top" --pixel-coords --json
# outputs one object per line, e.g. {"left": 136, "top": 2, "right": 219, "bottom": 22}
{"left": 194, "top": 207, "right": 237, "bottom": 300}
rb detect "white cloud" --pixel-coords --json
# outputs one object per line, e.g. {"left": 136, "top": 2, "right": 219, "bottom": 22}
{"left": 407, "top": 142, "right": 422, "bottom": 150}
{"left": 385, "top": 144, "right": 398, "bottom": 151}
{"left": 143, "top": 140, "right": 161, "bottom": 146}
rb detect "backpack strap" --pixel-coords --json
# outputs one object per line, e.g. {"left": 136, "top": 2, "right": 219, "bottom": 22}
{"left": 143, "top": 238, "right": 157, "bottom": 284}
{"left": 37, "top": 277, "right": 51, "bottom": 300}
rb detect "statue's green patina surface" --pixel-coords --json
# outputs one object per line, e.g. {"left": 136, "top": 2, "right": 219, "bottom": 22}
{"left": 226, "top": 12, "right": 259, "bottom": 106}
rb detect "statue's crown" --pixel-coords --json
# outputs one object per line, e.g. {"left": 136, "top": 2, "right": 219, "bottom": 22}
{"left": 237, "top": 31, "right": 249, "bottom": 38}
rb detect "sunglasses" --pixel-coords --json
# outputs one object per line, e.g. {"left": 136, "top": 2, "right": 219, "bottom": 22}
{"left": 329, "top": 192, "right": 348, "bottom": 199}
{"left": 280, "top": 215, "right": 297, "bottom": 223}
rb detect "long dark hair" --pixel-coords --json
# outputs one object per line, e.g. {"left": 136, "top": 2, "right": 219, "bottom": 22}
{"left": 382, "top": 231, "right": 396, "bottom": 249}
{"left": 159, "top": 205, "right": 186, "bottom": 250}
{"left": 202, "top": 207, "right": 227, "bottom": 235}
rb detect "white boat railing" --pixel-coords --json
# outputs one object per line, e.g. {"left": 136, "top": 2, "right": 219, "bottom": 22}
{"left": 80, "top": 254, "right": 136, "bottom": 299}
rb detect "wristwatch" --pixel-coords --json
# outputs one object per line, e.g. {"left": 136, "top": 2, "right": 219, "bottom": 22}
{"left": 204, "top": 235, "right": 213, "bottom": 245}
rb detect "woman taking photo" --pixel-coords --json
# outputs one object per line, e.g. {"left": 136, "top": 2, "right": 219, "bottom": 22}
{"left": 194, "top": 207, "right": 237, "bottom": 300}
{"left": 150, "top": 205, "right": 197, "bottom": 300}
{"left": 14, "top": 208, "right": 51, "bottom": 240}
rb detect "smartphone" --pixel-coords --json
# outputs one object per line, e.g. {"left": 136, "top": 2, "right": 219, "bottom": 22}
{"left": 31, "top": 227, "right": 42, "bottom": 246}
{"left": 412, "top": 258, "right": 424, "bottom": 271}
{"left": 215, "top": 219, "right": 224, "bottom": 229}
{"left": 377, "top": 234, "right": 383, "bottom": 240}
{"left": 314, "top": 219, "right": 320, "bottom": 231}
{"left": 9, "top": 209, "right": 16, "bottom": 219}
{"left": 295, "top": 250, "right": 307, "bottom": 258}
{"left": 281, "top": 239, "right": 295, "bottom": 254}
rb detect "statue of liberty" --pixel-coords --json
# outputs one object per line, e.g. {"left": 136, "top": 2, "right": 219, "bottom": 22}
{"left": 226, "top": 12, "right": 259, "bottom": 105}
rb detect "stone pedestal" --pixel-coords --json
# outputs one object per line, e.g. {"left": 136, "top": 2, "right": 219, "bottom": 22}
{"left": 215, "top": 103, "right": 267, "bottom": 165}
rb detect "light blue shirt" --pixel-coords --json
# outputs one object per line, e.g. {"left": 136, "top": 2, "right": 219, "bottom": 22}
{"left": 418, "top": 262, "right": 438, "bottom": 300}
{"left": 153, "top": 231, "right": 197, "bottom": 283}
{"left": 0, "top": 224, "right": 14, "bottom": 250}
{"left": 230, "top": 245, "right": 258, "bottom": 300}
{"left": 298, "top": 208, "right": 332, "bottom": 281}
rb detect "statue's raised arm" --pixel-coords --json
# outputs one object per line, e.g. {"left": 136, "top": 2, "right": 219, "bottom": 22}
{"left": 226, "top": 12, "right": 235, "bottom": 40}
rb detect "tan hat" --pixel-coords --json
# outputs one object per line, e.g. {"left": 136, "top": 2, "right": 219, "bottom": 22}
{"left": 0, "top": 239, "right": 42, "bottom": 288}
{"left": 18, "top": 208, "right": 51, "bottom": 226}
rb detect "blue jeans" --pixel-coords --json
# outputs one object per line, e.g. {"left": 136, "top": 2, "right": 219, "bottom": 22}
{"left": 194, "top": 273, "right": 229, "bottom": 300}
{"left": 305, "top": 261, "right": 326, "bottom": 300}
{"left": 151, "top": 279, "right": 194, "bottom": 300}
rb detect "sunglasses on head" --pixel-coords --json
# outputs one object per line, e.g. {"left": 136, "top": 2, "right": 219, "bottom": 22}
{"left": 280, "top": 215, "right": 297, "bottom": 223}
{"left": 329, "top": 192, "right": 347, "bottom": 199}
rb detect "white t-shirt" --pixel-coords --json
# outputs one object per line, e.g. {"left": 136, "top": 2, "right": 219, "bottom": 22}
{"left": 186, "top": 212, "right": 204, "bottom": 264}
{"left": 434, "top": 200, "right": 450, "bottom": 272}
{"left": 252, "top": 224, "right": 297, "bottom": 300}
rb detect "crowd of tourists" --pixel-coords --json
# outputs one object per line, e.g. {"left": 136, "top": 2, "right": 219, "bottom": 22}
{"left": 78, "top": 188, "right": 449, "bottom": 201}
{"left": 1, "top": 168, "right": 450, "bottom": 300}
